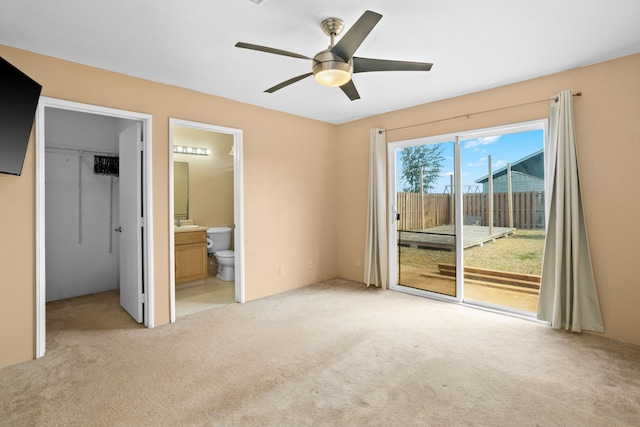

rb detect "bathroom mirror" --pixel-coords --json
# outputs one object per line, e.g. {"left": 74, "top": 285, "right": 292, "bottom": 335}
{"left": 174, "top": 161, "right": 189, "bottom": 220}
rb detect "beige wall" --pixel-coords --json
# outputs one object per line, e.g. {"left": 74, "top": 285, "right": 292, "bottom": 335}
{"left": 1, "top": 43, "right": 638, "bottom": 368}
{"left": 173, "top": 127, "right": 234, "bottom": 232}
{"left": 336, "top": 53, "right": 640, "bottom": 346}
{"left": 0, "top": 44, "right": 337, "bottom": 367}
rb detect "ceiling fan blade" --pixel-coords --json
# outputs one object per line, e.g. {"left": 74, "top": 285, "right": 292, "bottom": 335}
{"left": 265, "top": 73, "right": 313, "bottom": 93}
{"left": 353, "top": 57, "right": 433, "bottom": 73}
{"left": 235, "top": 42, "right": 311, "bottom": 60}
{"left": 339, "top": 80, "right": 361, "bottom": 101}
{"left": 331, "top": 11, "right": 382, "bottom": 61}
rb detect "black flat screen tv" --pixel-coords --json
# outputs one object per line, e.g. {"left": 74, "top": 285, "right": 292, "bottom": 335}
{"left": 0, "top": 56, "right": 42, "bottom": 176}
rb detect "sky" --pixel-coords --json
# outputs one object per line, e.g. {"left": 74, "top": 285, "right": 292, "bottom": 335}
{"left": 397, "top": 129, "right": 544, "bottom": 193}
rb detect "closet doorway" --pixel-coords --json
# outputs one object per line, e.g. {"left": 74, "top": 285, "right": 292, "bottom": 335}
{"left": 35, "top": 98, "right": 154, "bottom": 358}
{"left": 169, "top": 119, "right": 244, "bottom": 322}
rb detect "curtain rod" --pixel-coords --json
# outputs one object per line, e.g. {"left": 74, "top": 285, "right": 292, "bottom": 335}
{"left": 45, "top": 144, "right": 118, "bottom": 156}
{"left": 381, "top": 92, "right": 582, "bottom": 134}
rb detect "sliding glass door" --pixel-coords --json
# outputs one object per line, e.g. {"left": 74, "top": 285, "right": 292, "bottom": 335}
{"left": 389, "top": 121, "right": 546, "bottom": 315}
{"left": 392, "top": 139, "right": 460, "bottom": 301}
{"left": 459, "top": 129, "right": 545, "bottom": 313}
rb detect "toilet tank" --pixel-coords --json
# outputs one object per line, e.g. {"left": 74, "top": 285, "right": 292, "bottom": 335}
{"left": 207, "top": 227, "right": 232, "bottom": 253}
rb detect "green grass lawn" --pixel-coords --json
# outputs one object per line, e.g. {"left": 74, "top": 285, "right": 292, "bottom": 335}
{"left": 399, "top": 229, "right": 545, "bottom": 275}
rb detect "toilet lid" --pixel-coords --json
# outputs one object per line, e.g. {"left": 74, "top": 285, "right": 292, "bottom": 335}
{"left": 207, "top": 226, "right": 232, "bottom": 234}
{"left": 215, "top": 250, "right": 234, "bottom": 258}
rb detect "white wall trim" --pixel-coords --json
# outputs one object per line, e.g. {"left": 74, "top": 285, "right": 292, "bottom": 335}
{"left": 35, "top": 97, "right": 154, "bottom": 358}
{"left": 168, "top": 118, "right": 245, "bottom": 323}
{"left": 35, "top": 99, "right": 47, "bottom": 358}
{"left": 168, "top": 121, "right": 176, "bottom": 323}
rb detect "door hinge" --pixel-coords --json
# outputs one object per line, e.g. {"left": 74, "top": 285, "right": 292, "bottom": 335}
{"left": 138, "top": 218, "right": 145, "bottom": 227}
{"left": 137, "top": 139, "right": 144, "bottom": 151}
{"left": 138, "top": 293, "right": 145, "bottom": 303}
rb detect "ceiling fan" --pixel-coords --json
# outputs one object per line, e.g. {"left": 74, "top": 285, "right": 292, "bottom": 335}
{"left": 235, "top": 10, "right": 433, "bottom": 101}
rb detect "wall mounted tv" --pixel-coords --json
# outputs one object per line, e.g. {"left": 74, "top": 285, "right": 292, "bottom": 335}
{"left": 0, "top": 56, "right": 42, "bottom": 176}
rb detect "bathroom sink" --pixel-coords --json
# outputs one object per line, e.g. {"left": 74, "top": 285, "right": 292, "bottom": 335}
{"left": 176, "top": 224, "right": 199, "bottom": 229}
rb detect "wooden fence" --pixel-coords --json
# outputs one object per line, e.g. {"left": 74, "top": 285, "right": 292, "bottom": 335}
{"left": 397, "top": 191, "right": 544, "bottom": 230}
{"left": 397, "top": 193, "right": 450, "bottom": 230}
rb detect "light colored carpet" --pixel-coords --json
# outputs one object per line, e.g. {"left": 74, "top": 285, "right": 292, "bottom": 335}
{"left": 1, "top": 279, "right": 639, "bottom": 426}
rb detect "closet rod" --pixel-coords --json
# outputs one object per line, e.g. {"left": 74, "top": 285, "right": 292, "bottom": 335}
{"left": 382, "top": 92, "right": 582, "bottom": 134}
{"left": 45, "top": 144, "right": 117, "bottom": 156}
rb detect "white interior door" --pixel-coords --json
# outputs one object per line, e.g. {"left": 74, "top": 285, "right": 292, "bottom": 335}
{"left": 119, "top": 122, "right": 143, "bottom": 322}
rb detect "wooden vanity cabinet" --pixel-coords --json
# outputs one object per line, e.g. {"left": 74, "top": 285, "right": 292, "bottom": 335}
{"left": 175, "top": 230, "right": 208, "bottom": 284}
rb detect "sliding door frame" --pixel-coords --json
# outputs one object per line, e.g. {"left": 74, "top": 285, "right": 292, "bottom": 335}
{"left": 388, "top": 120, "right": 547, "bottom": 313}
{"left": 388, "top": 133, "right": 463, "bottom": 303}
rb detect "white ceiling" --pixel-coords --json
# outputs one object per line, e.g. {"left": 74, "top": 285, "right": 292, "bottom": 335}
{"left": 2, "top": 0, "right": 640, "bottom": 124}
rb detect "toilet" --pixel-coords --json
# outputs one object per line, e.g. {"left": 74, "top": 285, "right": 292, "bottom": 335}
{"left": 206, "top": 227, "right": 235, "bottom": 281}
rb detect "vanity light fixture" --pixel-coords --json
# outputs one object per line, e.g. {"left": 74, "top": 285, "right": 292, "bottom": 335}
{"left": 173, "top": 145, "right": 211, "bottom": 156}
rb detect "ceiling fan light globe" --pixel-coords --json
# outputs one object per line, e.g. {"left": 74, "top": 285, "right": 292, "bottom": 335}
{"left": 314, "top": 69, "right": 352, "bottom": 87}
{"left": 312, "top": 55, "right": 353, "bottom": 87}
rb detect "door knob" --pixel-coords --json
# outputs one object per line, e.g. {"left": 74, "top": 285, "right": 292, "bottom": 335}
{"left": 115, "top": 226, "right": 122, "bottom": 232}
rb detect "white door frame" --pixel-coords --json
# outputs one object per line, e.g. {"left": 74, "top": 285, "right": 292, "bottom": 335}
{"left": 35, "top": 97, "right": 155, "bottom": 358}
{"left": 168, "top": 118, "right": 245, "bottom": 323}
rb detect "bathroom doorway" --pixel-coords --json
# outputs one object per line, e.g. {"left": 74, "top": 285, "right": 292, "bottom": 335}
{"left": 35, "top": 97, "right": 154, "bottom": 358}
{"left": 169, "top": 119, "right": 244, "bottom": 321}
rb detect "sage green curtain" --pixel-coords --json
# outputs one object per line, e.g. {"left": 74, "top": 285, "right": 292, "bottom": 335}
{"left": 537, "top": 90, "right": 603, "bottom": 332}
{"left": 363, "top": 129, "right": 388, "bottom": 289}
